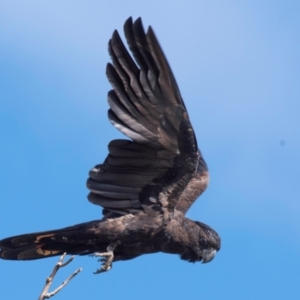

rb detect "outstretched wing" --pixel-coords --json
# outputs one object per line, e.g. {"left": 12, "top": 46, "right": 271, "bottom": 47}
{"left": 87, "top": 17, "right": 208, "bottom": 217}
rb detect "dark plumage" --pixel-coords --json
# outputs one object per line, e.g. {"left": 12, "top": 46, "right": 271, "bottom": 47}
{"left": 0, "top": 17, "right": 220, "bottom": 272}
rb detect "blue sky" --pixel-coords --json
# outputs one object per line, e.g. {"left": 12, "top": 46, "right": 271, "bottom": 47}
{"left": 1, "top": 1, "right": 300, "bottom": 299}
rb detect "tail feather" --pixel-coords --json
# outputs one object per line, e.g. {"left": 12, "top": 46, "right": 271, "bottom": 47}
{"left": 0, "top": 221, "right": 105, "bottom": 260}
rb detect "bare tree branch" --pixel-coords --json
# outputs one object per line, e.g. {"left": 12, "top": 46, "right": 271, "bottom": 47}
{"left": 38, "top": 253, "right": 82, "bottom": 300}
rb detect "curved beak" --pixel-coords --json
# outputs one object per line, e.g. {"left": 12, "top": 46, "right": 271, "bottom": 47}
{"left": 201, "top": 249, "right": 217, "bottom": 263}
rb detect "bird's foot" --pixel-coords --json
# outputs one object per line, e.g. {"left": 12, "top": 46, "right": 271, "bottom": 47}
{"left": 92, "top": 241, "right": 120, "bottom": 274}
{"left": 93, "top": 252, "right": 113, "bottom": 274}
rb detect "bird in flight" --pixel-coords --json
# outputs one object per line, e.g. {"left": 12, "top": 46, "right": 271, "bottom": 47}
{"left": 0, "top": 17, "right": 221, "bottom": 274}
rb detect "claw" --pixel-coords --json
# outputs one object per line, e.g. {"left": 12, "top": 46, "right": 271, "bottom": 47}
{"left": 93, "top": 252, "right": 113, "bottom": 274}
{"left": 92, "top": 241, "right": 120, "bottom": 274}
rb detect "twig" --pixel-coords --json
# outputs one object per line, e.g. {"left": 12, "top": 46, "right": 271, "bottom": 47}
{"left": 38, "top": 253, "right": 82, "bottom": 300}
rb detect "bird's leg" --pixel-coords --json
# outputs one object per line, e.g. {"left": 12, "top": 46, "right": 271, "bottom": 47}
{"left": 93, "top": 240, "right": 120, "bottom": 274}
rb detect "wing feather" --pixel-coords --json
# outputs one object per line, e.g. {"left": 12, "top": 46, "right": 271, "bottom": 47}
{"left": 87, "top": 17, "right": 208, "bottom": 216}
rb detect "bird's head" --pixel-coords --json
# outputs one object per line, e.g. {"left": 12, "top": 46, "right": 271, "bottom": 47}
{"left": 196, "top": 221, "right": 221, "bottom": 263}
{"left": 180, "top": 220, "right": 221, "bottom": 263}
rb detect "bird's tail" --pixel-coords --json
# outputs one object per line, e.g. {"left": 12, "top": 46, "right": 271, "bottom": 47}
{"left": 0, "top": 220, "right": 105, "bottom": 260}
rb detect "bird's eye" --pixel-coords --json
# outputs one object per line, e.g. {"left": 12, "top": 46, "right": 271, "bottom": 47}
{"left": 200, "top": 238, "right": 207, "bottom": 245}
